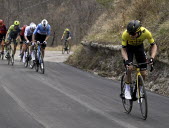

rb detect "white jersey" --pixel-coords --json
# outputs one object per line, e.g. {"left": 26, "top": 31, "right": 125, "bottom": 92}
{"left": 24, "top": 26, "right": 34, "bottom": 37}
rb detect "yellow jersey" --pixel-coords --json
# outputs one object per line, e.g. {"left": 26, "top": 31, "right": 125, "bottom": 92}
{"left": 122, "top": 27, "right": 154, "bottom": 47}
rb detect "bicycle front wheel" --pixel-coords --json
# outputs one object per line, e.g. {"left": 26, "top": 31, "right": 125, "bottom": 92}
{"left": 39, "top": 52, "right": 45, "bottom": 74}
{"left": 11, "top": 54, "right": 14, "bottom": 66}
{"left": 24, "top": 50, "right": 29, "bottom": 68}
{"left": 121, "top": 74, "right": 133, "bottom": 113}
{"left": 138, "top": 75, "right": 148, "bottom": 120}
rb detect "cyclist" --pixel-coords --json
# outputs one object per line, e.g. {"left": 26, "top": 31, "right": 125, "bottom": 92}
{"left": 19, "top": 25, "right": 27, "bottom": 56}
{"left": 121, "top": 20, "right": 157, "bottom": 99}
{"left": 22, "top": 22, "right": 36, "bottom": 63}
{"left": 0, "top": 19, "right": 7, "bottom": 55}
{"left": 32, "top": 19, "right": 51, "bottom": 58}
{"left": 61, "top": 28, "right": 72, "bottom": 50}
{"left": 5, "top": 20, "right": 21, "bottom": 58}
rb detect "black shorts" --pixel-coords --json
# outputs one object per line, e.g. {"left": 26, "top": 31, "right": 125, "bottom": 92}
{"left": 126, "top": 44, "right": 147, "bottom": 71}
{"left": 20, "top": 35, "right": 25, "bottom": 44}
{"left": 0, "top": 34, "right": 6, "bottom": 42}
{"left": 35, "top": 33, "right": 46, "bottom": 49}
{"left": 27, "top": 35, "right": 32, "bottom": 42}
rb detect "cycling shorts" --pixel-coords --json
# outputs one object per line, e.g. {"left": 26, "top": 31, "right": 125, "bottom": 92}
{"left": 20, "top": 35, "right": 26, "bottom": 44}
{"left": 35, "top": 33, "right": 46, "bottom": 49}
{"left": 126, "top": 44, "right": 147, "bottom": 71}
{"left": 0, "top": 34, "right": 6, "bottom": 42}
{"left": 6, "top": 35, "right": 17, "bottom": 45}
{"left": 24, "top": 35, "right": 32, "bottom": 44}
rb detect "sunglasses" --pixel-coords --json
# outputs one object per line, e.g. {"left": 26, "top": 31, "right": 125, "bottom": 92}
{"left": 129, "top": 32, "right": 137, "bottom": 36}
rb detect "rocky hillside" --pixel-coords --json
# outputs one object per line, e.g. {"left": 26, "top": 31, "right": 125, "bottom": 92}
{"left": 0, "top": 0, "right": 105, "bottom": 46}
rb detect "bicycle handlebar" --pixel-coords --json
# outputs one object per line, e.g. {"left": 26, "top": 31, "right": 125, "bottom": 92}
{"left": 132, "top": 62, "right": 154, "bottom": 72}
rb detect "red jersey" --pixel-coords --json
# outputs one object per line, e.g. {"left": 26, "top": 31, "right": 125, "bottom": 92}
{"left": 20, "top": 25, "right": 27, "bottom": 36}
{"left": 0, "top": 24, "right": 7, "bottom": 35}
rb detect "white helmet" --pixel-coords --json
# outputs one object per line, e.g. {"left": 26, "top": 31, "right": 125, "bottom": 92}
{"left": 30, "top": 22, "right": 36, "bottom": 30}
{"left": 41, "top": 19, "right": 48, "bottom": 28}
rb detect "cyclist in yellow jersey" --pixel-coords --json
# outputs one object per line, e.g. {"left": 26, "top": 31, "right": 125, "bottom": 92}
{"left": 5, "top": 20, "right": 21, "bottom": 57}
{"left": 121, "top": 20, "right": 157, "bottom": 100}
{"left": 61, "top": 28, "right": 72, "bottom": 50}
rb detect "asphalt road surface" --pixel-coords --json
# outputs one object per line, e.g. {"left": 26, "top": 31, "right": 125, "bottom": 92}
{"left": 0, "top": 51, "right": 168, "bottom": 128}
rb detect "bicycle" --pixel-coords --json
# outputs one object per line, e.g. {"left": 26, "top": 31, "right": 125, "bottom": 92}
{"left": 32, "top": 41, "right": 45, "bottom": 74}
{"left": 62, "top": 39, "right": 71, "bottom": 54}
{"left": 5, "top": 42, "right": 14, "bottom": 66}
{"left": 120, "top": 62, "right": 153, "bottom": 120}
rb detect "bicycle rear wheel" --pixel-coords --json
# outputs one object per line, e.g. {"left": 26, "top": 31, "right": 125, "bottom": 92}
{"left": 138, "top": 75, "right": 148, "bottom": 120}
{"left": 121, "top": 74, "right": 133, "bottom": 113}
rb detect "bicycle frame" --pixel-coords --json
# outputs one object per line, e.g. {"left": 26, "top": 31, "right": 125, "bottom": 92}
{"left": 136, "top": 68, "right": 142, "bottom": 98}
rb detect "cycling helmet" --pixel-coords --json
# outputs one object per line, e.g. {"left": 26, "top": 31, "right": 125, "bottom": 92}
{"left": 0, "top": 19, "right": 4, "bottom": 25}
{"left": 65, "top": 28, "right": 70, "bottom": 31}
{"left": 30, "top": 22, "right": 36, "bottom": 30}
{"left": 14, "top": 20, "right": 20, "bottom": 25}
{"left": 41, "top": 19, "right": 48, "bottom": 28}
{"left": 127, "top": 20, "right": 141, "bottom": 35}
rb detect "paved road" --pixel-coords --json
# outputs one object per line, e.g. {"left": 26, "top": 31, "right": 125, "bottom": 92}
{"left": 0, "top": 51, "right": 169, "bottom": 128}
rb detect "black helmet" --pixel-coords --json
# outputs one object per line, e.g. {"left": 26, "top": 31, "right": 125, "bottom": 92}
{"left": 127, "top": 20, "right": 141, "bottom": 35}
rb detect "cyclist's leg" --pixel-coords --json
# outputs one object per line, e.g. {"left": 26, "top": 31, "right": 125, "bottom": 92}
{"left": 22, "top": 42, "right": 28, "bottom": 62}
{"left": 36, "top": 33, "right": 46, "bottom": 58}
{"left": 1, "top": 39, "right": 5, "bottom": 54}
{"left": 20, "top": 35, "right": 25, "bottom": 54}
{"left": 11, "top": 39, "right": 17, "bottom": 56}
{"left": 135, "top": 44, "right": 147, "bottom": 80}
{"left": 0, "top": 35, "right": 5, "bottom": 54}
{"left": 125, "top": 45, "right": 134, "bottom": 83}
{"left": 4, "top": 38, "right": 11, "bottom": 57}
{"left": 124, "top": 45, "right": 135, "bottom": 99}
{"left": 41, "top": 44, "right": 46, "bottom": 58}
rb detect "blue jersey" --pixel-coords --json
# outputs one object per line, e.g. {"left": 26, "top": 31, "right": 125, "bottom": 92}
{"left": 33, "top": 23, "right": 51, "bottom": 35}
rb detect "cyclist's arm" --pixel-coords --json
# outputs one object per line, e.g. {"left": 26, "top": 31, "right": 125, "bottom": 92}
{"left": 61, "top": 34, "right": 64, "bottom": 40}
{"left": 121, "top": 31, "right": 128, "bottom": 61}
{"left": 24, "top": 27, "right": 29, "bottom": 42}
{"left": 150, "top": 43, "right": 157, "bottom": 59}
{"left": 121, "top": 47, "right": 128, "bottom": 61}
{"left": 145, "top": 29, "right": 157, "bottom": 58}
{"left": 32, "top": 25, "right": 39, "bottom": 42}
{"left": 44, "top": 26, "right": 51, "bottom": 42}
{"left": 61, "top": 30, "right": 66, "bottom": 40}
{"left": 24, "top": 35, "right": 29, "bottom": 42}
{"left": 32, "top": 34, "right": 36, "bottom": 42}
{"left": 44, "top": 35, "right": 49, "bottom": 42}
{"left": 5, "top": 26, "right": 12, "bottom": 41}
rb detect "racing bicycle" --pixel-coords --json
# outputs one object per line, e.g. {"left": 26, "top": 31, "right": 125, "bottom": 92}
{"left": 120, "top": 62, "right": 153, "bottom": 120}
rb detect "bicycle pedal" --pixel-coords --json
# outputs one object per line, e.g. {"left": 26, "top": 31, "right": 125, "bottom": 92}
{"left": 132, "top": 97, "right": 138, "bottom": 101}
